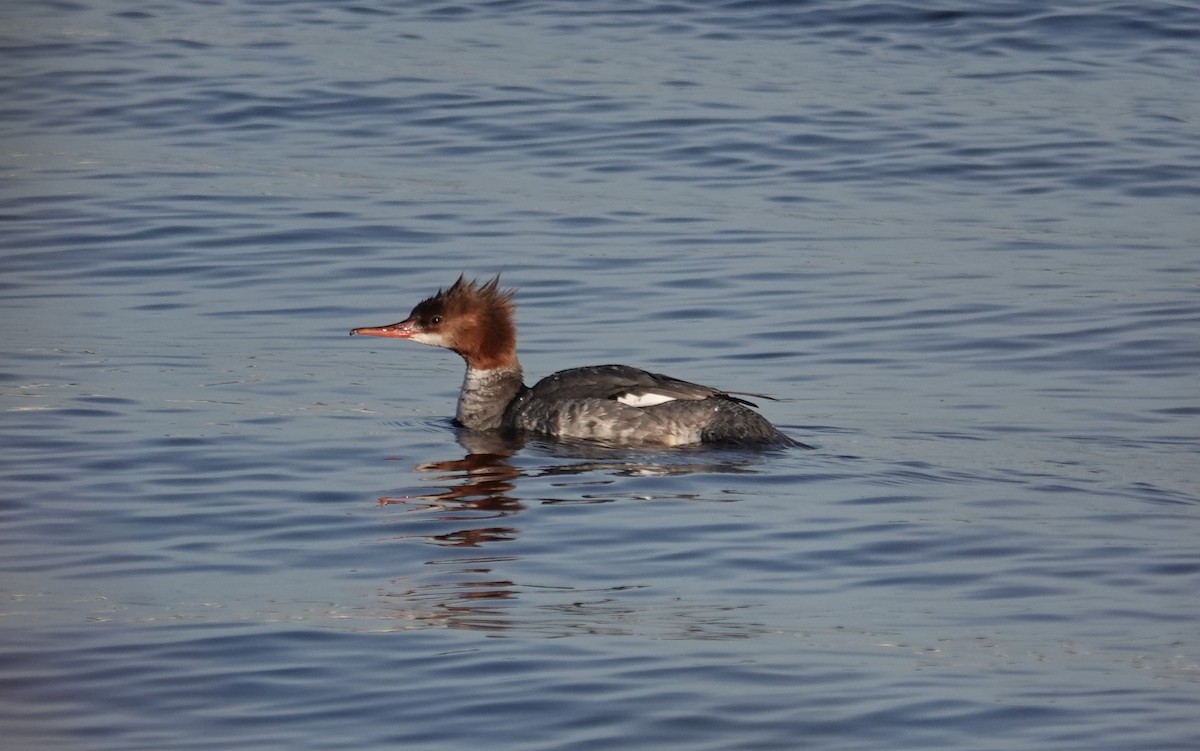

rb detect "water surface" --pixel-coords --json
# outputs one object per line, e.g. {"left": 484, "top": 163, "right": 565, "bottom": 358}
{"left": 2, "top": 1, "right": 1198, "bottom": 749}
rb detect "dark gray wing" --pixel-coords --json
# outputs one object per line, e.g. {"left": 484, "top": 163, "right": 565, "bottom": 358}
{"left": 527, "top": 364, "right": 763, "bottom": 407}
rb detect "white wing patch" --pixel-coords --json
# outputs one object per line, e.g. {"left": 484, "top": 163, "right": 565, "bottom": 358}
{"left": 616, "top": 391, "right": 678, "bottom": 408}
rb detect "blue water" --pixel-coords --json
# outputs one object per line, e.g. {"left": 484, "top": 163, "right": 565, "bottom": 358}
{"left": 2, "top": 1, "right": 1198, "bottom": 749}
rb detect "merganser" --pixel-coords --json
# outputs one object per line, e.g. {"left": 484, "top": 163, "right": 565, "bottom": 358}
{"left": 350, "top": 275, "right": 804, "bottom": 448}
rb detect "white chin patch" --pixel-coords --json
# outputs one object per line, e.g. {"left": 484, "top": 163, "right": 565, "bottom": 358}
{"left": 411, "top": 331, "right": 447, "bottom": 347}
{"left": 616, "top": 391, "right": 678, "bottom": 408}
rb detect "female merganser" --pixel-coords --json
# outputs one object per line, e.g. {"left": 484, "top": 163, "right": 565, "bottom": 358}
{"left": 350, "top": 275, "right": 803, "bottom": 448}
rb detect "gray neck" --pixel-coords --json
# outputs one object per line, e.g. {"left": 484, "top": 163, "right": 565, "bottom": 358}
{"left": 456, "top": 364, "right": 525, "bottom": 431}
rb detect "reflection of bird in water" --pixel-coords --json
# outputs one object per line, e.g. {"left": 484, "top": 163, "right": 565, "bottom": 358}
{"left": 379, "top": 448, "right": 524, "bottom": 520}
{"left": 380, "top": 423, "right": 778, "bottom": 515}
{"left": 370, "top": 433, "right": 784, "bottom": 636}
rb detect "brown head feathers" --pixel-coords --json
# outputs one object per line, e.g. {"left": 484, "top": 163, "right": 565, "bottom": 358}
{"left": 417, "top": 274, "right": 518, "bottom": 369}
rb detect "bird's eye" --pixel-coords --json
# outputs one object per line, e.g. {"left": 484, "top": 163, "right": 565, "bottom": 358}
{"left": 430, "top": 315, "right": 443, "bottom": 325}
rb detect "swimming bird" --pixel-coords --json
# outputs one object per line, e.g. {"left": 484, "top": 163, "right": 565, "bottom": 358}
{"left": 351, "top": 275, "right": 804, "bottom": 448}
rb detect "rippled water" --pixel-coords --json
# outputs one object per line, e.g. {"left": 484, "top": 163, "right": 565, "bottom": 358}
{"left": 3, "top": 1, "right": 1198, "bottom": 749}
